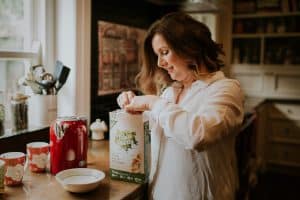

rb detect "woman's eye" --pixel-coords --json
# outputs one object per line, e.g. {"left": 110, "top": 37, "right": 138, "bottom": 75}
{"left": 161, "top": 50, "right": 168, "bottom": 56}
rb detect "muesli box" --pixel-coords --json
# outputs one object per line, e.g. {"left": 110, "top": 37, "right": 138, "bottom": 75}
{"left": 109, "top": 109, "right": 150, "bottom": 184}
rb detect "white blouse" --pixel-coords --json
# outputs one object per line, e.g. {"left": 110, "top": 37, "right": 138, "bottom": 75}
{"left": 148, "top": 71, "right": 244, "bottom": 200}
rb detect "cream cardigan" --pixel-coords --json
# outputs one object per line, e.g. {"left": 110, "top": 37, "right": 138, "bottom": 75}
{"left": 147, "top": 71, "right": 244, "bottom": 200}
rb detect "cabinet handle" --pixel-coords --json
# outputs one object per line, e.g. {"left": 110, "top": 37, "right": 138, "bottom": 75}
{"left": 287, "top": 109, "right": 292, "bottom": 114}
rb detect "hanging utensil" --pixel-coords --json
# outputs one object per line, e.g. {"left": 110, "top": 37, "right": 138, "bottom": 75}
{"left": 54, "top": 60, "right": 64, "bottom": 80}
{"left": 36, "top": 73, "right": 56, "bottom": 95}
{"left": 19, "top": 73, "right": 43, "bottom": 94}
{"left": 26, "top": 80, "right": 43, "bottom": 94}
{"left": 55, "top": 65, "right": 70, "bottom": 94}
{"left": 30, "top": 64, "right": 46, "bottom": 82}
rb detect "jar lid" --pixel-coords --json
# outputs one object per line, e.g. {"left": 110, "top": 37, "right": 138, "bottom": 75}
{"left": 11, "top": 93, "right": 29, "bottom": 101}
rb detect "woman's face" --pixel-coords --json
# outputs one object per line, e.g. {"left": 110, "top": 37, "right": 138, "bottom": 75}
{"left": 152, "top": 34, "right": 193, "bottom": 82}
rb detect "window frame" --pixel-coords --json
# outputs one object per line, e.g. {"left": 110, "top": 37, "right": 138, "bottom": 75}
{"left": 0, "top": 0, "right": 55, "bottom": 137}
{"left": 0, "top": 0, "right": 55, "bottom": 70}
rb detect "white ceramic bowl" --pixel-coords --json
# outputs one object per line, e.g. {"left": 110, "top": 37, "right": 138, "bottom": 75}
{"left": 56, "top": 168, "right": 105, "bottom": 193}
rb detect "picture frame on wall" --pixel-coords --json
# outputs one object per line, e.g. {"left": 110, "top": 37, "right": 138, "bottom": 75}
{"left": 97, "top": 21, "right": 146, "bottom": 95}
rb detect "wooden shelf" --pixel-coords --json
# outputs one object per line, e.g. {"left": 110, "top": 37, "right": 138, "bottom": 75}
{"left": 269, "top": 138, "right": 300, "bottom": 145}
{"left": 231, "top": 64, "right": 300, "bottom": 70}
{"left": 233, "top": 32, "right": 300, "bottom": 38}
{"left": 267, "top": 160, "right": 300, "bottom": 168}
{"left": 233, "top": 11, "right": 300, "bottom": 19}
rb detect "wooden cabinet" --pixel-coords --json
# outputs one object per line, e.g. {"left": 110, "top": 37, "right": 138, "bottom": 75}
{"left": 232, "top": 12, "right": 300, "bottom": 65}
{"left": 245, "top": 100, "right": 300, "bottom": 175}
{"left": 270, "top": 120, "right": 300, "bottom": 142}
{"left": 265, "top": 103, "right": 300, "bottom": 173}
{"left": 229, "top": 0, "right": 300, "bottom": 99}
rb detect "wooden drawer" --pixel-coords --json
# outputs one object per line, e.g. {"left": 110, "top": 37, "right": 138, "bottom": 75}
{"left": 268, "top": 103, "right": 300, "bottom": 120}
{"left": 269, "top": 120, "right": 300, "bottom": 142}
{"left": 266, "top": 143, "right": 300, "bottom": 166}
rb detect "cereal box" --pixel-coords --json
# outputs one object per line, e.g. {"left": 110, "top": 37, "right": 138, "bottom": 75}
{"left": 109, "top": 109, "right": 150, "bottom": 184}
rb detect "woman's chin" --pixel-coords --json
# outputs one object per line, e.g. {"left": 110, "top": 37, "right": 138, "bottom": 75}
{"left": 169, "top": 74, "right": 179, "bottom": 81}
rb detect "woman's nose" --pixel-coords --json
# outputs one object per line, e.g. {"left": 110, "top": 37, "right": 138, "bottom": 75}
{"left": 157, "top": 56, "right": 167, "bottom": 68}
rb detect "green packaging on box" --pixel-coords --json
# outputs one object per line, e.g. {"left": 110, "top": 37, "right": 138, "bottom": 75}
{"left": 109, "top": 109, "right": 150, "bottom": 184}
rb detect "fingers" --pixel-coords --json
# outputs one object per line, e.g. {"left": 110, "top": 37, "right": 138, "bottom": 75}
{"left": 125, "top": 97, "right": 148, "bottom": 112}
{"left": 125, "top": 105, "right": 146, "bottom": 112}
{"left": 125, "top": 110, "right": 143, "bottom": 115}
{"left": 123, "top": 93, "right": 131, "bottom": 106}
{"left": 117, "top": 91, "right": 136, "bottom": 108}
{"left": 127, "top": 91, "right": 135, "bottom": 102}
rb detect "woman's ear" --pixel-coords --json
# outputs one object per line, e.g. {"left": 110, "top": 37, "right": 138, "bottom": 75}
{"left": 186, "top": 60, "right": 198, "bottom": 69}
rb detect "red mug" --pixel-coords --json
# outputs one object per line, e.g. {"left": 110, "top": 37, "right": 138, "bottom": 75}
{"left": 0, "top": 152, "right": 26, "bottom": 186}
{"left": 27, "top": 142, "right": 49, "bottom": 173}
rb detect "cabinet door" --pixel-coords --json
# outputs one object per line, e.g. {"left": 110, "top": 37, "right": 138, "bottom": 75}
{"left": 269, "top": 119, "right": 300, "bottom": 143}
{"left": 267, "top": 143, "right": 300, "bottom": 167}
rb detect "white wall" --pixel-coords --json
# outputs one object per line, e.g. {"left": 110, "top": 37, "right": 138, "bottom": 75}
{"left": 189, "top": 13, "right": 219, "bottom": 42}
{"left": 55, "top": 0, "right": 91, "bottom": 122}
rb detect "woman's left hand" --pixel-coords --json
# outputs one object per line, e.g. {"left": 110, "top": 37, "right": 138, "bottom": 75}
{"left": 125, "top": 95, "right": 160, "bottom": 112}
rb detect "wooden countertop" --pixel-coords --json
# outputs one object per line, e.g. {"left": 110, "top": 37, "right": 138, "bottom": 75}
{"left": 1, "top": 140, "right": 146, "bottom": 200}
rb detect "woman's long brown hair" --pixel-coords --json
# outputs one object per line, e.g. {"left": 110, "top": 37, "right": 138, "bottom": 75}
{"left": 136, "top": 12, "right": 225, "bottom": 95}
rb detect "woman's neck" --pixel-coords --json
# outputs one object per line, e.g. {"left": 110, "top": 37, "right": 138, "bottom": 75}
{"left": 181, "top": 76, "right": 195, "bottom": 89}
{"left": 180, "top": 69, "right": 199, "bottom": 89}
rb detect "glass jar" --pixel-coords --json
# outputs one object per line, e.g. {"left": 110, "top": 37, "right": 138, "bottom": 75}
{"left": 11, "top": 93, "right": 28, "bottom": 131}
{"left": 0, "top": 104, "right": 4, "bottom": 136}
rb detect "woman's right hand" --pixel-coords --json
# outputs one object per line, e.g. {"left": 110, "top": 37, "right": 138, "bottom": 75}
{"left": 116, "top": 91, "right": 136, "bottom": 109}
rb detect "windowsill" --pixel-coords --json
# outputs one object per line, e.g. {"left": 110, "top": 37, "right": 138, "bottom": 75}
{"left": 0, "top": 125, "right": 48, "bottom": 140}
{"left": 0, "top": 126, "right": 49, "bottom": 154}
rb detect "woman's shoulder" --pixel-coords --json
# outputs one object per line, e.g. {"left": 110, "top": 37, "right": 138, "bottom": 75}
{"left": 207, "top": 77, "right": 244, "bottom": 99}
{"left": 212, "top": 76, "right": 242, "bottom": 89}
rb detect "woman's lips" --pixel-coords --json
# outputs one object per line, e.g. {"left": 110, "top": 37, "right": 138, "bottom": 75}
{"left": 166, "top": 66, "right": 174, "bottom": 73}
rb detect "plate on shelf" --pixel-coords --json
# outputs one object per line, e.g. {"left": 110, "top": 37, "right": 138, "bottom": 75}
{"left": 56, "top": 168, "right": 105, "bottom": 193}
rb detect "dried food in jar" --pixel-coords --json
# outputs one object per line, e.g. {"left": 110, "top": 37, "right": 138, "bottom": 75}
{"left": 0, "top": 104, "right": 4, "bottom": 135}
{"left": 11, "top": 93, "right": 29, "bottom": 131}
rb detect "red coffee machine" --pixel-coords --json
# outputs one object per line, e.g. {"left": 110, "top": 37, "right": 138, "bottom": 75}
{"left": 50, "top": 116, "right": 88, "bottom": 174}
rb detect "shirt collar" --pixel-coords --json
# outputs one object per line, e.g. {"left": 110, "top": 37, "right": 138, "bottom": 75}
{"left": 191, "top": 70, "right": 225, "bottom": 89}
{"left": 170, "top": 71, "right": 225, "bottom": 90}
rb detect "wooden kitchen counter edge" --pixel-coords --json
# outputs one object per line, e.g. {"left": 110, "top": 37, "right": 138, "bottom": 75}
{"left": 1, "top": 140, "right": 147, "bottom": 200}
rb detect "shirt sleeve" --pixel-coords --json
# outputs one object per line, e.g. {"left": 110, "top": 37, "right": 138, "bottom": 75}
{"left": 150, "top": 80, "right": 245, "bottom": 151}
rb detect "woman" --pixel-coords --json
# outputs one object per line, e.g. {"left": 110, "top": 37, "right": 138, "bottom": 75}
{"left": 117, "top": 12, "right": 244, "bottom": 200}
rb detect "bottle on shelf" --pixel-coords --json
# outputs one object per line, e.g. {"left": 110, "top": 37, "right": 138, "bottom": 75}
{"left": 283, "top": 48, "right": 294, "bottom": 65}
{"left": 233, "top": 46, "right": 240, "bottom": 64}
{"left": 276, "top": 18, "right": 286, "bottom": 33}
{"left": 266, "top": 20, "right": 275, "bottom": 33}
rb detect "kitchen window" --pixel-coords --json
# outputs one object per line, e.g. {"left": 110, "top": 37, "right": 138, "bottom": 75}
{"left": 0, "top": 0, "right": 54, "bottom": 134}
{"left": 0, "top": 0, "right": 40, "bottom": 93}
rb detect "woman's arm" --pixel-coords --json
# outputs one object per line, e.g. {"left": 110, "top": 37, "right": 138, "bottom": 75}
{"left": 150, "top": 80, "right": 244, "bottom": 151}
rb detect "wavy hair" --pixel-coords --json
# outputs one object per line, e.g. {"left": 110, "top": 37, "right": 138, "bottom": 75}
{"left": 136, "top": 12, "right": 225, "bottom": 95}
